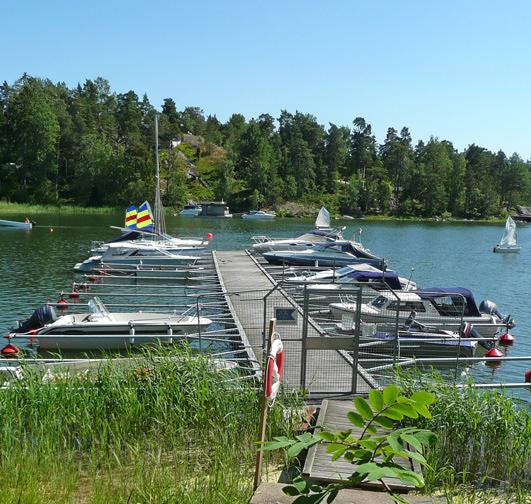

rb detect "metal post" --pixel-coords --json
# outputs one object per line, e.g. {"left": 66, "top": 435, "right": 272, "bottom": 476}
{"left": 351, "top": 287, "right": 362, "bottom": 393}
{"left": 196, "top": 296, "right": 202, "bottom": 351}
{"left": 300, "top": 286, "right": 309, "bottom": 390}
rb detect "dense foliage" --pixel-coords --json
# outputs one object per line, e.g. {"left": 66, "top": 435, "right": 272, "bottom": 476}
{"left": 1, "top": 74, "right": 530, "bottom": 217}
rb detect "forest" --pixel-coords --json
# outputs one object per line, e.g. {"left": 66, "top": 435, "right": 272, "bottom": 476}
{"left": 0, "top": 74, "right": 529, "bottom": 218}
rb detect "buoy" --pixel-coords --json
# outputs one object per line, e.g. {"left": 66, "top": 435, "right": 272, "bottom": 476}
{"left": 48, "top": 227, "right": 54, "bottom": 233}
{"left": 57, "top": 297, "right": 69, "bottom": 310}
{"left": 525, "top": 370, "right": 531, "bottom": 383}
{"left": 69, "top": 290, "right": 80, "bottom": 299}
{"left": 499, "top": 332, "right": 515, "bottom": 345}
{"left": 207, "top": 232, "right": 213, "bottom": 239}
{"left": 486, "top": 347, "right": 504, "bottom": 359}
{"left": 88, "top": 275, "right": 98, "bottom": 282}
{"left": 1, "top": 343, "right": 20, "bottom": 356}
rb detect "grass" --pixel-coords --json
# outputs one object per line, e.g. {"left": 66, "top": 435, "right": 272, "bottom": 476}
{"left": 396, "top": 371, "right": 530, "bottom": 500}
{"left": 0, "top": 202, "right": 118, "bottom": 214}
{"left": 0, "top": 346, "right": 301, "bottom": 503}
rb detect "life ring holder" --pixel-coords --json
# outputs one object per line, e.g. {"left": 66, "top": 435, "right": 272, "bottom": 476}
{"left": 265, "top": 332, "right": 284, "bottom": 404}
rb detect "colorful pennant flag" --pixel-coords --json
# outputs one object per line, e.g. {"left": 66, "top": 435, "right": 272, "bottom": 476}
{"left": 125, "top": 205, "right": 137, "bottom": 228}
{"left": 136, "top": 201, "right": 154, "bottom": 231}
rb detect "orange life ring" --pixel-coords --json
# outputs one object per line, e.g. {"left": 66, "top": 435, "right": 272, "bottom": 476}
{"left": 265, "top": 337, "right": 284, "bottom": 399}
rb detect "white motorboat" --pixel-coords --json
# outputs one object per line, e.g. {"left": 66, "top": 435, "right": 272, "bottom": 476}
{"left": 263, "top": 240, "right": 384, "bottom": 268}
{"left": 329, "top": 288, "right": 513, "bottom": 338}
{"left": 178, "top": 202, "right": 202, "bottom": 217}
{"left": 74, "top": 243, "right": 201, "bottom": 272}
{"left": 284, "top": 264, "right": 417, "bottom": 290}
{"left": 90, "top": 237, "right": 205, "bottom": 255}
{"left": 0, "top": 218, "right": 32, "bottom": 229}
{"left": 251, "top": 206, "right": 344, "bottom": 253}
{"left": 8, "top": 298, "right": 212, "bottom": 351}
{"left": 242, "top": 210, "right": 276, "bottom": 220}
{"left": 493, "top": 216, "right": 521, "bottom": 253}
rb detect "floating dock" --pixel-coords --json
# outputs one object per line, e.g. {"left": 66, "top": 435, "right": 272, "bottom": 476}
{"left": 214, "top": 250, "right": 376, "bottom": 397}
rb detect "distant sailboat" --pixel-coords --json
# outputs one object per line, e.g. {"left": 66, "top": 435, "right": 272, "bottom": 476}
{"left": 493, "top": 216, "right": 521, "bottom": 253}
{"left": 315, "top": 206, "right": 331, "bottom": 229}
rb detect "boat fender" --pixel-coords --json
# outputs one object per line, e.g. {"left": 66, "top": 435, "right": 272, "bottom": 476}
{"left": 485, "top": 347, "right": 504, "bottom": 359}
{"left": 69, "top": 289, "right": 80, "bottom": 299}
{"left": 265, "top": 336, "right": 284, "bottom": 401}
{"left": 1, "top": 342, "right": 20, "bottom": 356}
{"left": 525, "top": 370, "right": 531, "bottom": 383}
{"left": 499, "top": 331, "right": 515, "bottom": 345}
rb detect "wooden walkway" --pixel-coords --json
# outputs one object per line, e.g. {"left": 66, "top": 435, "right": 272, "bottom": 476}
{"left": 213, "top": 250, "right": 375, "bottom": 397}
{"left": 302, "top": 400, "right": 421, "bottom": 492}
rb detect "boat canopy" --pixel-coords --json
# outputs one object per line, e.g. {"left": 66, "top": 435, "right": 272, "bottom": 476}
{"left": 345, "top": 270, "right": 402, "bottom": 290}
{"left": 107, "top": 230, "right": 141, "bottom": 243}
{"left": 417, "top": 288, "right": 481, "bottom": 317}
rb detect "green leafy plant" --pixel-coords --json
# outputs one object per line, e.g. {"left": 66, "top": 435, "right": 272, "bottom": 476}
{"left": 262, "top": 385, "right": 437, "bottom": 503}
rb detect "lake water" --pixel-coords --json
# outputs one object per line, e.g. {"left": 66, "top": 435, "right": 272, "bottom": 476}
{"left": 0, "top": 212, "right": 529, "bottom": 401}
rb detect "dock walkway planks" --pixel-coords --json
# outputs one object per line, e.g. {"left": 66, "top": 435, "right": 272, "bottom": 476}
{"left": 214, "top": 250, "right": 373, "bottom": 396}
{"left": 302, "top": 399, "right": 422, "bottom": 492}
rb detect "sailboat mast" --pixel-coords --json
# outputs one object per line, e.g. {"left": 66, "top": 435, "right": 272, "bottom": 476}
{"left": 154, "top": 113, "right": 166, "bottom": 236}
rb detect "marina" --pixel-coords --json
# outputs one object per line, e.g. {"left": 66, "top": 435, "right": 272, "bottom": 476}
{"left": 1, "top": 212, "right": 529, "bottom": 399}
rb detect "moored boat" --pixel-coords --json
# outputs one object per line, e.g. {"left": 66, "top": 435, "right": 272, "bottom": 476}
{"left": 8, "top": 298, "right": 212, "bottom": 351}
{"left": 0, "top": 218, "right": 32, "bottom": 229}
{"left": 242, "top": 210, "right": 275, "bottom": 220}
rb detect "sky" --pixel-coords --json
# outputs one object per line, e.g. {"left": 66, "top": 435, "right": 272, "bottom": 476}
{"left": 3, "top": 0, "right": 531, "bottom": 157}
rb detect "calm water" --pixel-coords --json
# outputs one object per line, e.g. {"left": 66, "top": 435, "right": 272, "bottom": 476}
{"left": 0, "top": 213, "right": 529, "bottom": 400}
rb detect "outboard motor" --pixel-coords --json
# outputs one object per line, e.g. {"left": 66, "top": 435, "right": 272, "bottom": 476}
{"left": 478, "top": 300, "right": 515, "bottom": 328}
{"left": 460, "top": 321, "right": 494, "bottom": 350}
{"left": 13, "top": 305, "right": 57, "bottom": 334}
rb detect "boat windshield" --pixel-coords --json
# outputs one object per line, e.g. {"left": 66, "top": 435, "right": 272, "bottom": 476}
{"left": 371, "top": 295, "right": 389, "bottom": 309}
{"left": 88, "top": 297, "right": 110, "bottom": 319}
{"left": 336, "top": 266, "right": 354, "bottom": 276}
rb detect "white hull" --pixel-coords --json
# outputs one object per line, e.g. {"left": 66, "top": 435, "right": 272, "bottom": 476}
{"left": 493, "top": 246, "right": 521, "bottom": 253}
{"left": 13, "top": 312, "right": 211, "bottom": 351}
{"left": 0, "top": 219, "right": 32, "bottom": 229}
{"left": 242, "top": 212, "right": 275, "bottom": 220}
{"left": 329, "top": 302, "right": 498, "bottom": 338}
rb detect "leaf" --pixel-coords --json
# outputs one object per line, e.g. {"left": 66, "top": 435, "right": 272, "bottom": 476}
{"left": 368, "top": 389, "right": 383, "bottom": 410}
{"left": 358, "top": 439, "right": 378, "bottom": 450}
{"left": 401, "top": 433, "right": 423, "bottom": 452}
{"left": 387, "top": 433, "right": 404, "bottom": 453}
{"left": 347, "top": 411, "right": 364, "bottom": 428}
{"left": 365, "top": 465, "right": 402, "bottom": 481}
{"left": 411, "top": 390, "right": 435, "bottom": 406}
{"left": 354, "top": 397, "right": 373, "bottom": 421}
{"left": 261, "top": 436, "right": 295, "bottom": 451}
{"left": 319, "top": 431, "right": 337, "bottom": 442}
{"left": 393, "top": 468, "right": 425, "bottom": 487}
{"left": 380, "top": 406, "right": 404, "bottom": 421}
{"left": 282, "top": 485, "right": 301, "bottom": 496}
{"left": 354, "top": 462, "right": 379, "bottom": 475}
{"left": 331, "top": 445, "right": 348, "bottom": 461}
{"left": 326, "top": 490, "right": 339, "bottom": 503}
{"left": 414, "top": 403, "right": 432, "bottom": 419}
{"left": 383, "top": 384, "right": 400, "bottom": 405}
{"left": 373, "top": 415, "right": 396, "bottom": 429}
{"left": 326, "top": 443, "right": 345, "bottom": 454}
{"left": 293, "top": 478, "right": 308, "bottom": 492}
{"left": 393, "top": 403, "right": 419, "bottom": 419}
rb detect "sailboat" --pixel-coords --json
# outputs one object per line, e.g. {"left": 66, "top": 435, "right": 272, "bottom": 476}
{"left": 493, "top": 216, "right": 521, "bottom": 253}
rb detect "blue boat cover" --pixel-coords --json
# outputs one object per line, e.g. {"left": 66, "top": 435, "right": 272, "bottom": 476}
{"left": 417, "top": 287, "right": 480, "bottom": 317}
{"left": 107, "top": 230, "right": 141, "bottom": 243}
{"left": 346, "top": 270, "right": 402, "bottom": 290}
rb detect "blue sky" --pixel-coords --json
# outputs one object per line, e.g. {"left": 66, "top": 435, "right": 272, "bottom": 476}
{"left": 3, "top": 0, "right": 531, "bottom": 157}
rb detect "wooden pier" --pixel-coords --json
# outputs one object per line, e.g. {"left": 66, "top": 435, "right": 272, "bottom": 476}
{"left": 214, "top": 250, "right": 376, "bottom": 397}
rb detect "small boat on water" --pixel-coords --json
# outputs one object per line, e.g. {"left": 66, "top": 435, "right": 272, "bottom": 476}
{"left": 178, "top": 202, "right": 202, "bottom": 217}
{"left": 0, "top": 218, "right": 32, "bottom": 229}
{"left": 284, "top": 264, "right": 417, "bottom": 290}
{"left": 493, "top": 216, "right": 521, "bottom": 253}
{"left": 263, "top": 240, "right": 384, "bottom": 268}
{"left": 329, "top": 288, "right": 514, "bottom": 338}
{"left": 74, "top": 243, "right": 201, "bottom": 272}
{"left": 241, "top": 210, "right": 275, "bottom": 220}
{"left": 251, "top": 206, "right": 345, "bottom": 253}
{"left": 8, "top": 298, "right": 212, "bottom": 351}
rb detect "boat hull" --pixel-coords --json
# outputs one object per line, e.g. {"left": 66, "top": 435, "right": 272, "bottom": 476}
{"left": 0, "top": 219, "right": 32, "bottom": 229}
{"left": 493, "top": 246, "right": 521, "bottom": 253}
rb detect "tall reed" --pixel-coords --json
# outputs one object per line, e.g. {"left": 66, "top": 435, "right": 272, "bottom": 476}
{"left": 397, "top": 370, "right": 530, "bottom": 496}
{"left": 0, "top": 347, "right": 300, "bottom": 502}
